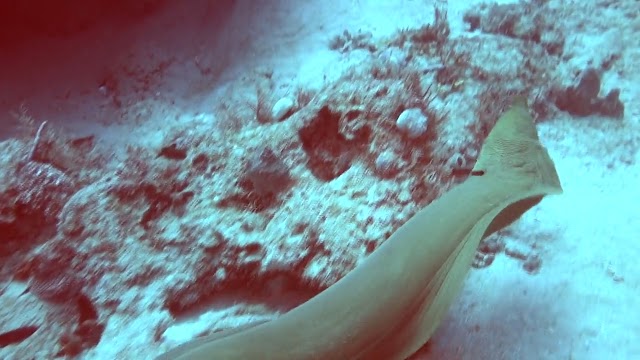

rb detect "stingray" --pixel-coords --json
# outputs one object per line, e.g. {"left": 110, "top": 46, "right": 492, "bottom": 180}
{"left": 156, "top": 97, "right": 563, "bottom": 359}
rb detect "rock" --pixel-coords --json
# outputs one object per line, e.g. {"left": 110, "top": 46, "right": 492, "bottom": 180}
{"left": 522, "top": 254, "right": 542, "bottom": 274}
{"left": 271, "top": 97, "right": 296, "bottom": 121}
{"left": 554, "top": 68, "right": 624, "bottom": 118}
{"left": 396, "top": 108, "right": 429, "bottom": 138}
{"left": 374, "top": 150, "right": 400, "bottom": 178}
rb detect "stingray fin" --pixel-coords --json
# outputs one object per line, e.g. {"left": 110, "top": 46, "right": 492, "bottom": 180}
{"left": 358, "top": 96, "right": 563, "bottom": 359}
